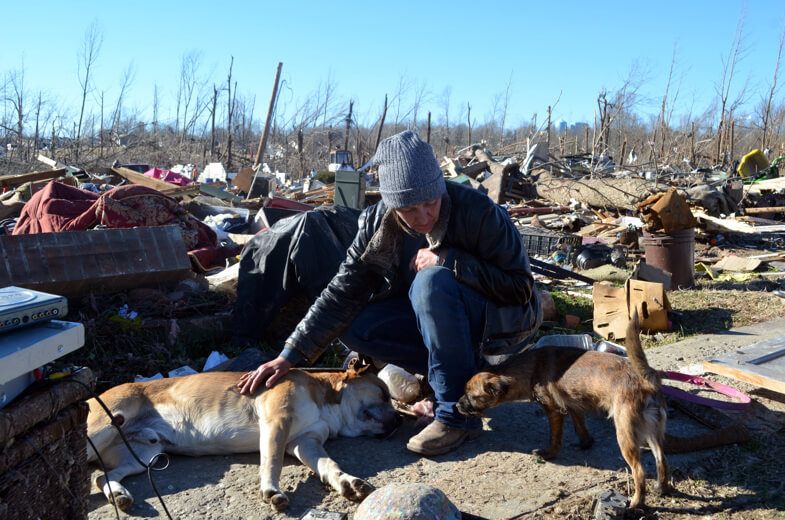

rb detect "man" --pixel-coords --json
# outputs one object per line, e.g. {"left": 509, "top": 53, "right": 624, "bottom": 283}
{"left": 240, "top": 130, "right": 541, "bottom": 456}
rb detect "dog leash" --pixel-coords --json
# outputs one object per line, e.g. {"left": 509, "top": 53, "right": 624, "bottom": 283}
{"left": 659, "top": 371, "right": 751, "bottom": 411}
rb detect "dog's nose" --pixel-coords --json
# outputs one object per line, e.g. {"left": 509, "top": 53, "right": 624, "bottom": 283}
{"left": 456, "top": 397, "right": 477, "bottom": 416}
{"left": 380, "top": 410, "right": 402, "bottom": 437}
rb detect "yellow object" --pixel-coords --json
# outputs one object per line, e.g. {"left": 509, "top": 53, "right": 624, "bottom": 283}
{"left": 737, "top": 149, "right": 769, "bottom": 178}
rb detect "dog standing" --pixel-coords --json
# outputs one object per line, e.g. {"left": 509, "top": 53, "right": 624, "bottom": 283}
{"left": 457, "top": 312, "right": 668, "bottom": 509}
{"left": 87, "top": 361, "right": 399, "bottom": 512}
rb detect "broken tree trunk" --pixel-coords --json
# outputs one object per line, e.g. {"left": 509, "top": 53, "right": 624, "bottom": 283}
{"left": 536, "top": 172, "right": 657, "bottom": 211}
{"left": 474, "top": 147, "right": 516, "bottom": 178}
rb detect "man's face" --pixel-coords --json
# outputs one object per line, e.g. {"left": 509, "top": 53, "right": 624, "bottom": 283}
{"left": 394, "top": 197, "right": 441, "bottom": 235}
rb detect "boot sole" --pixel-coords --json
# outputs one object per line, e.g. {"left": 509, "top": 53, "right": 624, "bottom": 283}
{"left": 406, "top": 429, "right": 481, "bottom": 456}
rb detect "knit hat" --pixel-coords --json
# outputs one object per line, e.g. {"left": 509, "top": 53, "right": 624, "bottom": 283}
{"left": 375, "top": 130, "right": 446, "bottom": 209}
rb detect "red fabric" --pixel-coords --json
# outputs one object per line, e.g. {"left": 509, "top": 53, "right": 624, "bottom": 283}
{"left": 14, "top": 181, "right": 220, "bottom": 264}
{"left": 13, "top": 181, "right": 100, "bottom": 234}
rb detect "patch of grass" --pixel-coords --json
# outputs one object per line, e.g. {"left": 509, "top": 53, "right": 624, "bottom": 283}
{"left": 549, "top": 290, "right": 593, "bottom": 333}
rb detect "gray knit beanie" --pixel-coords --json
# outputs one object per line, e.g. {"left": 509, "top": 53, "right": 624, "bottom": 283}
{"left": 375, "top": 130, "right": 446, "bottom": 208}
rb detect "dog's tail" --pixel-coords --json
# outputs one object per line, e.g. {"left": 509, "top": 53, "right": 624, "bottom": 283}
{"left": 626, "top": 309, "right": 661, "bottom": 392}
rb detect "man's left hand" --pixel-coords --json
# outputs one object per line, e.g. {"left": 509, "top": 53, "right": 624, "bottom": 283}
{"left": 410, "top": 248, "right": 440, "bottom": 272}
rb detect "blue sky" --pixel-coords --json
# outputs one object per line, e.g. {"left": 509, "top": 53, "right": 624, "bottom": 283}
{"left": 3, "top": 1, "right": 784, "bottom": 131}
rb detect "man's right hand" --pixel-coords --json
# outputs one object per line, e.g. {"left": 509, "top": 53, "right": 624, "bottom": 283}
{"left": 237, "top": 356, "right": 292, "bottom": 395}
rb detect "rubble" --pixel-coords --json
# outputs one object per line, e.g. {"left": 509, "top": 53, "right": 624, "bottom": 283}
{"left": 1, "top": 141, "right": 784, "bottom": 396}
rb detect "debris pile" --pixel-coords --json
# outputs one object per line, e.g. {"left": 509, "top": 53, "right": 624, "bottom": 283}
{"left": 2, "top": 142, "right": 785, "bottom": 392}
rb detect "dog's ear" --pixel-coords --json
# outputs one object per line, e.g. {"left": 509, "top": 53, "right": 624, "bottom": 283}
{"left": 346, "top": 356, "right": 373, "bottom": 376}
{"left": 483, "top": 375, "right": 510, "bottom": 398}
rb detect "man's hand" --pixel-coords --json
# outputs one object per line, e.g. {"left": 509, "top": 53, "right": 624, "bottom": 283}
{"left": 237, "top": 356, "right": 292, "bottom": 395}
{"left": 409, "top": 248, "right": 441, "bottom": 272}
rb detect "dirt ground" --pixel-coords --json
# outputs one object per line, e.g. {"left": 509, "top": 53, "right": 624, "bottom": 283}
{"left": 86, "top": 318, "right": 785, "bottom": 520}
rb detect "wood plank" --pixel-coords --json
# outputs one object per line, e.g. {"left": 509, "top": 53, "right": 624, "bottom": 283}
{"left": 743, "top": 206, "right": 785, "bottom": 214}
{"left": 703, "top": 334, "right": 785, "bottom": 394}
{"left": 111, "top": 166, "right": 180, "bottom": 194}
{"left": 0, "top": 168, "right": 69, "bottom": 188}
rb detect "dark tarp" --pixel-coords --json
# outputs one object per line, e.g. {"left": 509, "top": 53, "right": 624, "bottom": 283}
{"left": 232, "top": 204, "right": 361, "bottom": 346}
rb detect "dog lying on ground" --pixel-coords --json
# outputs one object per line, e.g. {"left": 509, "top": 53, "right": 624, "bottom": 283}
{"left": 457, "top": 312, "right": 668, "bottom": 509}
{"left": 87, "top": 360, "right": 400, "bottom": 512}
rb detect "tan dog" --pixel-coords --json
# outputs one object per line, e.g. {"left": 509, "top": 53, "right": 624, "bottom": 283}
{"left": 457, "top": 312, "right": 668, "bottom": 509}
{"left": 87, "top": 361, "right": 399, "bottom": 512}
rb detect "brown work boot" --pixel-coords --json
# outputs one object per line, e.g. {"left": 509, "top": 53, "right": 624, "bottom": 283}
{"left": 406, "top": 420, "right": 481, "bottom": 456}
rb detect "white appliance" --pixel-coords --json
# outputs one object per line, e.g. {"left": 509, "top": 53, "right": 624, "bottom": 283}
{"left": 0, "top": 320, "right": 85, "bottom": 408}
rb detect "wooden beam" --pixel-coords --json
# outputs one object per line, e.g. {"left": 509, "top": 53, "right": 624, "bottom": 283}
{"left": 744, "top": 206, "right": 785, "bottom": 214}
{"left": 111, "top": 166, "right": 181, "bottom": 194}
{"left": 0, "top": 168, "right": 69, "bottom": 188}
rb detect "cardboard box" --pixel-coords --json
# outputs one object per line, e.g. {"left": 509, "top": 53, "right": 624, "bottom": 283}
{"left": 593, "top": 279, "right": 671, "bottom": 340}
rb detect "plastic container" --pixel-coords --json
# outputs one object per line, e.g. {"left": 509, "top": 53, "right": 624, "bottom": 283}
{"left": 533, "top": 334, "right": 593, "bottom": 350}
{"left": 595, "top": 340, "right": 627, "bottom": 356}
{"left": 737, "top": 149, "right": 769, "bottom": 178}
{"left": 517, "top": 225, "right": 582, "bottom": 257}
{"left": 643, "top": 228, "right": 695, "bottom": 289}
{"left": 378, "top": 364, "right": 420, "bottom": 403}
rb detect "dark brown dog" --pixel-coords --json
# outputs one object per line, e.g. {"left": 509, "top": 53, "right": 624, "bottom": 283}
{"left": 457, "top": 312, "right": 668, "bottom": 509}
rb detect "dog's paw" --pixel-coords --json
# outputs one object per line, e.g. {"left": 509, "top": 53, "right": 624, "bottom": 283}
{"left": 102, "top": 481, "right": 133, "bottom": 511}
{"left": 109, "top": 490, "right": 133, "bottom": 511}
{"left": 578, "top": 436, "right": 594, "bottom": 450}
{"left": 339, "top": 474, "right": 374, "bottom": 501}
{"left": 262, "top": 488, "right": 290, "bottom": 511}
{"left": 532, "top": 448, "right": 557, "bottom": 460}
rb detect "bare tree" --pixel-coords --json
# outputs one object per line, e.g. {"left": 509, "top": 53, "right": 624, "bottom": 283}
{"left": 374, "top": 94, "right": 388, "bottom": 152}
{"left": 391, "top": 74, "right": 412, "bottom": 132}
{"left": 320, "top": 72, "right": 338, "bottom": 130}
{"left": 715, "top": 11, "right": 747, "bottom": 164}
{"left": 411, "top": 80, "right": 429, "bottom": 132}
{"left": 176, "top": 51, "right": 204, "bottom": 140}
{"left": 226, "top": 56, "right": 236, "bottom": 169}
{"left": 499, "top": 72, "right": 512, "bottom": 148}
{"left": 153, "top": 83, "right": 160, "bottom": 138}
{"left": 655, "top": 43, "right": 678, "bottom": 160}
{"left": 467, "top": 102, "right": 472, "bottom": 145}
{"left": 33, "top": 91, "right": 43, "bottom": 155}
{"left": 759, "top": 17, "right": 784, "bottom": 152}
{"left": 209, "top": 84, "right": 218, "bottom": 158}
{"left": 76, "top": 21, "right": 102, "bottom": 162}
{"left": 8, "top": 65, "right": 25, "bottom": 159}
{"left": 109, "top": 62, "right": 135, "bottom": 137}
{"left": 440, "top": 86, "right": 451, "bottom": 155}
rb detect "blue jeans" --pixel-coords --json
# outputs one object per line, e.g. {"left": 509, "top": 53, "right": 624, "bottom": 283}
{"left": 339, "top": 266, "right": 486, "bottom": 430}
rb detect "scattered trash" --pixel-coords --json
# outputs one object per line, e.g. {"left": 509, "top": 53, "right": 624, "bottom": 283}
{"left": 168, "top": 366, "right": 199, "bottom": 378}
{"left": 378, "top": 364, "right": 421, "bottom": 403}
{"left": 135, "top": 372, "right": 164, "bottom": 382}
{"left": 203, "top": 351, "right": 230, "bottom": 371}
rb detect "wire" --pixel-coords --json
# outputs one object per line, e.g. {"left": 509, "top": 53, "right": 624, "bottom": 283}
{"left": 60, "top": 371, "right": 174, "bottom": 520}
{"left": 86, "top": 435, "right": 122, "bottom": 520}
